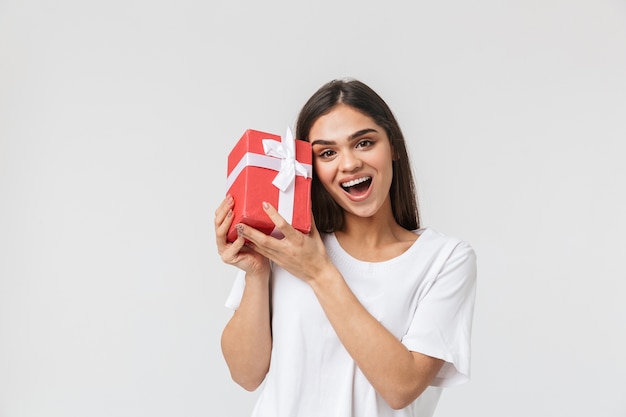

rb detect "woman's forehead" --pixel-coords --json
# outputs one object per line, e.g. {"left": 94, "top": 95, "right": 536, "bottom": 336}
{"left": 309, "top": 105, "right": 383, "bottom": 142}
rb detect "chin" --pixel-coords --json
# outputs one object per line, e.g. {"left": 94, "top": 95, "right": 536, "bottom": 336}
{"left": 343, "top": 205, "right": 381, "bottom": 219}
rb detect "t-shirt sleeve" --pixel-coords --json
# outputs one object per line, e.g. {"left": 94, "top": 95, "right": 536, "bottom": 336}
{"left": 401, "top": 240, "right": 477, "bottom": 387}
{"left": 224, "top": 269, "right": 246, "bottom": 310}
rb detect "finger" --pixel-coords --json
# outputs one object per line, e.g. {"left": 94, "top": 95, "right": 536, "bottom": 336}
{"left": 215, "top": 208, "right": 235, "bottom": 250}
{"left": 220, "top": 234, "right": 246, "bottom": 263}
{"left": 215, "top": 195, "right": 235, "bottom": 249}
{"left": 214, "top": 194, "right": 234, "bottom": 225}
{"left": 261, "top": 201, "right": 301, "bottom": 241}
{"left": 235, "top": 223, "right": 278, "bottom": 258}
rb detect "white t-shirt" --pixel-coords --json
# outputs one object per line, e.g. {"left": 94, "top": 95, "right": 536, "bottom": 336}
{"left": 225, "top": 228, "right": 477, "bottom": 417}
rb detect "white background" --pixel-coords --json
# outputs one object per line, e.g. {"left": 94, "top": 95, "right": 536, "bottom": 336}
{"left": 1, "top": 0, "right": 625, "bottom": 416}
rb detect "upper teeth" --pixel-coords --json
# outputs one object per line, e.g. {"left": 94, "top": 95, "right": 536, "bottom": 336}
{"left": 342, "top": 177, "right": 371, "bottom": 188}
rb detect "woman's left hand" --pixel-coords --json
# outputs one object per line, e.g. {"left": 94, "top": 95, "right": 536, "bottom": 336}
{"left": 235, "top": 202, "right": 332, "bottom": 283}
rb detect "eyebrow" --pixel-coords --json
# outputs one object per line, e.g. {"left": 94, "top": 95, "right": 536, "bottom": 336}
{"left": 310, "top": 128, "right": 378, "bottom": 146}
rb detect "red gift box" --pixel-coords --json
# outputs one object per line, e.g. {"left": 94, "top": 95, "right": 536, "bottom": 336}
{"left": 226, "top": 128, "right": 313, "bottom": 243}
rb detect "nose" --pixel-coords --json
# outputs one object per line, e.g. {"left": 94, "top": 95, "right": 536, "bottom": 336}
{"left": 339, "top": 150, "right": 362, "bottom": 172}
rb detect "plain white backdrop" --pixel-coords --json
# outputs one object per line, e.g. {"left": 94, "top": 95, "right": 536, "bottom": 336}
{"left": 1, "top": 0, "right": 625, "bottom": 416}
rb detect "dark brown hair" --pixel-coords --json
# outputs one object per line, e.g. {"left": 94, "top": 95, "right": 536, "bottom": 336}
{"left": 296, "top": 78, "right": 420, "bottom": 233}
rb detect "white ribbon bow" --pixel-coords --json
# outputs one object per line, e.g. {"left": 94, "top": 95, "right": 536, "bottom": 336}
{"left": 262, "top": 127, "right": 310, "bottom": 192}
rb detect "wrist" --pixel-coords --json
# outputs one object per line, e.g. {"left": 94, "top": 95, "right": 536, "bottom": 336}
{"left": 308, "top": 260, "right": 340, "bottom": 289}
{"left": 244, "top": 266, "right": 271, "bottom": 284}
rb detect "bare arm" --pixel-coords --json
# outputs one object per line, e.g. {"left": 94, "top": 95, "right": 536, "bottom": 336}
{"left": 310, "top": 269, "right": 443, "bottom": 409}
{"left": 215, "top": 196, "right": 272, "bottom": 391}
{"left": 220, "top": 270, "right": 272, "bottom": 391}
{"left": 238, "top": 204, "right": 443, "bottom": 409}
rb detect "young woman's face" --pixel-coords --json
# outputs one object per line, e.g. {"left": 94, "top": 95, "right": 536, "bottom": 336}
{"left": 309, "top": 104, "right": 395, "bottom": 220}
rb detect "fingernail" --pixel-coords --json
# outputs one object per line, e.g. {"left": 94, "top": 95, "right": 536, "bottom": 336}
{"left": 262, "top": 201, "right": 270, "bottom": 210}
{"left": 226, "top": 194, "right": 233, "bottom": 204}
{"left": 235, "top": 224, "right": 244, "bottom": 236}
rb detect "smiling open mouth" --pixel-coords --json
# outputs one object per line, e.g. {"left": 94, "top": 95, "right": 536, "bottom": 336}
{"left": 341, "top": 176, "right": 372, "bottom": 195}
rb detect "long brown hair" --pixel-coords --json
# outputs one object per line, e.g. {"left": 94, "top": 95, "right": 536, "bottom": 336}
{"left": 296, "top": 78, "right": 420, "bottom": 233}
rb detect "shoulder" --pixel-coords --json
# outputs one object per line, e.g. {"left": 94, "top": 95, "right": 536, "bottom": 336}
{"left": 417, "top": 228, "right": 475, "bottom": 257}
{"left": 416, "top": 228, "right": 477, "bottom": 281}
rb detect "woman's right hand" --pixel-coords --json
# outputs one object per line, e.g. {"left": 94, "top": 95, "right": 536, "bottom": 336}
{"left": 214, "top": 195, "right": 271, "bottom": 277}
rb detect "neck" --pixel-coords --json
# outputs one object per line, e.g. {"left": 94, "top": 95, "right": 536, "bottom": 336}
{"left": 333, "top": 202, "right": 419, "bottom": 262}
{"left": 337, "top": 203, "right": 408, "bottom": 248}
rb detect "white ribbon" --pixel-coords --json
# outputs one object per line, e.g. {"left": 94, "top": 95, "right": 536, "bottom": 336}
{"left": 226, "top": 127, "right": 312, "bottom": 237}
{"left": 262, "top": 128, "right": 310, "bottom": 192}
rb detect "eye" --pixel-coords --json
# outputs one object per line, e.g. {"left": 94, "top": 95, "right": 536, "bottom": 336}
{"left": 356, "top": 139, "right": 374, "bottom": 149}
{"left": 317, "top": 149, "right": 336, "bottom": 159}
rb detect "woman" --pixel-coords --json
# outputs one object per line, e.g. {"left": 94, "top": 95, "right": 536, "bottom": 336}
{"left": 215, "top": 79, "right": 477, "bottom": 417}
